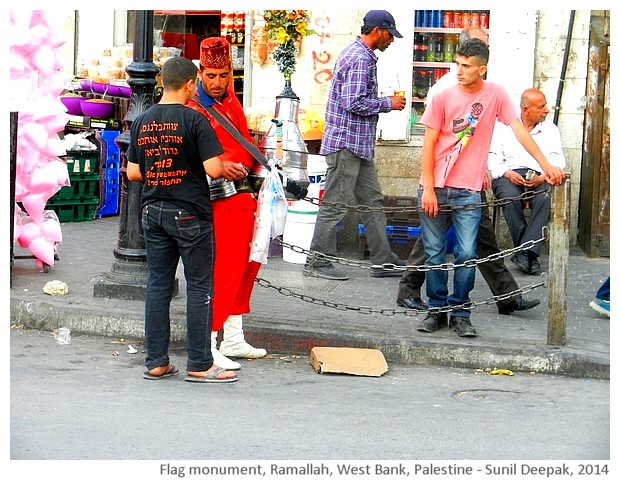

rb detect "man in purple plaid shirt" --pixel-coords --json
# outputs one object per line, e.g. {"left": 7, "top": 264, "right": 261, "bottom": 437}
{"left": 303, "top": 10, "right": 407, "bottom": 281}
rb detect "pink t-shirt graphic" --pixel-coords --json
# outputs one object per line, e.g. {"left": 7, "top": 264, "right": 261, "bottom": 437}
{"left": 442, "top": 102, "right": 484, "bottom": 179}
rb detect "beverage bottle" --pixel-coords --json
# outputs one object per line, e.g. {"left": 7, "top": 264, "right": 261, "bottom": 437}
{"left": 443, "top": 34, "right": 456, "bottom": 62}
{"left": 453, "top": 11, "right": 463, "bottom": 29}
{"left": 480, "top": 11, "right": 490, "bottom": 29}
{"left": 420, "top": 10, "right": 430, "bottom": 28}
{"left": 434, "top": 10, "right": 443, "bottom": 28}
{"left": 427, "top": 68, "right": 435, "bottom": 90}
{"left": 434, "top": 34, "right": 444, "bottom": 62}
{"left": 412, "top": 70, "right": 420, "bottom": 98}
{"left": 462, "top": 11, "right": 472, "bottom": 29}
{"left": 413, "top": 33, "right": 422, "bottom": 61}
{"left": 419, "top": 33, "right": 429, "bottom": 62}
{"left": 471, "top": 11, "right": 480, "bottom": 28}
{"left": 415, "top": 10, "right": 424, "bottom": 27}
{"left": 426, "top": 34, "right": 436, "bottom": 62}
{"left": 417, "top": 70, "right": 428, "bottom": 98}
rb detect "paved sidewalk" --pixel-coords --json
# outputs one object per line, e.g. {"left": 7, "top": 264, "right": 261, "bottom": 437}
{"left": 9, "top": 215, "right": 611, "bottom": 379}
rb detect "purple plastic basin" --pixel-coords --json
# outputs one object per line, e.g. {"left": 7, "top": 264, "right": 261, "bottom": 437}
{"left": 106, "top": 84, "right": 123, "bottom": 96}
{"left": 78, "top": 79, "right": 93, "bottom": 91}
{"left": 92, "top": 81, "right": 108, "bottom": 95}
{"left": 119, "top": 86, "right": 131, "bottom": 97}
{"left": 60, "top": 96, "right": 85, "bottom": 115}
{"left": 81, "top": 99, "right": 114, "bottom": 119}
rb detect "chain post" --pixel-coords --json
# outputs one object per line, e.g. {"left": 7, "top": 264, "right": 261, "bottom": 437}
{"left": 547, "top": 173, "right": 571, "bottom": 345}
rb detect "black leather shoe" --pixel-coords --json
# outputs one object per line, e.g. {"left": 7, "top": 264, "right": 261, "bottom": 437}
{"left": 370, "top": 259, "right": 406, "bottom": 277}
{"left": 510, "top": 252, "right": 531, "bottom": 274}
{"left": 451, "top": 316, "right": 477, "bottom": 337}
{"left": 417, "top": 311, "right": 447, "bottom": 333}
{"left": 529, "top": 258, "right": 541, "bottom": 274}
{"left": 370, "top": 267, "right": 404, "bottom": 278}
{"left": 397, "top": 297, "right": 428, "bottom": 310}
{"left": 498, "top": 297, "right": 541, "bottom": 315}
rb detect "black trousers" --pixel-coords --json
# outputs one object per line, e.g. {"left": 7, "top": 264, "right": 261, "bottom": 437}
{"left": 491, "top": 168, "right": 550, "bottom": 257}
{"left": 397, "top": 192, "right": 520, "bottom": 308}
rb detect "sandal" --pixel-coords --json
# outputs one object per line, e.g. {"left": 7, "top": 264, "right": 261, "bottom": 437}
{"left": 185, "top": 366, "right": 238, "bottom": 383}
{"left": 143, "top": 364, "right": 179, "bottom": 380}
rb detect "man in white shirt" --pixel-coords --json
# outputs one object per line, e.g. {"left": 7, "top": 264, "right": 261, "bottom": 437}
{"left": 488, "top": 88, "right": 567, "bottom": 274}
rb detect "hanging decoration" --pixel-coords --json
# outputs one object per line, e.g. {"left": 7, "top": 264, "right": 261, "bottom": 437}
{"left": 262, "top": 10, "right": 316, "bottom": 81}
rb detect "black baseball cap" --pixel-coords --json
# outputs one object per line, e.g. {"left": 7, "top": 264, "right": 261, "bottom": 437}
{"left": 363, "top": 10, "right": 402, "bottom": 38}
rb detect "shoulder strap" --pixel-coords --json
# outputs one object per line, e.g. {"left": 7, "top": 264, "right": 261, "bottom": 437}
{"left": 193, "top": 95, "right": 271, "bottom": 171}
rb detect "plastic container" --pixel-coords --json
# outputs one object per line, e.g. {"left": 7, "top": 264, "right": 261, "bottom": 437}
{"left": 60, "top": 96, "right": 85, "bottom": 115}
{"left": 96, "top": 129, "right": 121, "bottom": 217}
{"left": 46, "top": 197, "right": 99, "bottom": 222}
{"left": 282, "top": 155, "right": 327, "bottom": 263}
{"left": 53, "top": 327, "right": 71, "bottom": 345}
{"left": 51, "top": 174, "right": 100, "bottom": 200}
{"left": 306, "top": 154, "right": 327, "bottom": 207}
{"left": 282, "top": 204, "right": 318, "bottom": 264}
{"left": 81, "top": 99, "right": 114, "bottom": 119}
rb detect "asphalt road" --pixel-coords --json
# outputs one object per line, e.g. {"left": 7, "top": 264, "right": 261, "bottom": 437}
{"left": 9, "top": 325, "right": 610, "bottom": 479}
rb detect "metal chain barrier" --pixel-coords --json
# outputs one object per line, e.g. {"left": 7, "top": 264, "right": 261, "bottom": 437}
{"left": 254, "top": 191, "right": 551, "bottom": 316}
{"left": 299, "top": 187, "right": 547, "bottom": 214}
{"left": 276, "top": 226, "right": 548, "bottom": 273}
{"left": 255, "top": 275, "right": 547, "bottom": 318}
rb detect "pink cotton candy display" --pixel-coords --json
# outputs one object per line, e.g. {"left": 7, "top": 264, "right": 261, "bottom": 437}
{"left": 10, "top": 10, "right": 71, "bottom": 268}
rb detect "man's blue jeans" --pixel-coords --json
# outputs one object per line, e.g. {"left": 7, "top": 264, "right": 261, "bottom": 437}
{"left": 417, "top": 186, "right": 482, "bottom": 318}
{"left": 141, "top": 201, "right": 215, "bottom": 372}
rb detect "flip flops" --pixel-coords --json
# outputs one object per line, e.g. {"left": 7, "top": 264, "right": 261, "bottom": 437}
{"left": 142, "top": 364, "right": 179, "bottom": 380}
{"left": 185, "top": 366, "right": 238, "bottom": 383}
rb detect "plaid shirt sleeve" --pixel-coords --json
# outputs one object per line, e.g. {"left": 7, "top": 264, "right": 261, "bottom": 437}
{"left": 341, "top": 56, "right": 392, "bottom": 116}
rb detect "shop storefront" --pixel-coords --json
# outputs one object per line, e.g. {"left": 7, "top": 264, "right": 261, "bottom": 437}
{"left": 58, "top": 9, "right": 607, "bottom": 251}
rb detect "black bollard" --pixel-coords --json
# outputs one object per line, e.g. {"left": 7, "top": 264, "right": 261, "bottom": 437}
{"left": 93, "top": 10, "right": 178, "bottom": 300}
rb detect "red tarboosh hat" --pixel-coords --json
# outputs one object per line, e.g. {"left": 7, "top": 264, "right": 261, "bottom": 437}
{"left": 200, "top": 37, "right": 230, "bottom": 68}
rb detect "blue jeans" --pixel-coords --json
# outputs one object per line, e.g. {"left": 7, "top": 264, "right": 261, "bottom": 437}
{"left": 141, "top": 201, "right": 215, "bottom": 372}
{"left": 417, "top": 186, "right": 482, "bottom": 318}
{"left": 308, "top": 149, "right": 398, "bottom": 265}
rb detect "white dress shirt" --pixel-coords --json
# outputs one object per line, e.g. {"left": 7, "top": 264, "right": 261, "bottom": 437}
{"left": 487, "top": 118, "right": 566, "bottom": 179}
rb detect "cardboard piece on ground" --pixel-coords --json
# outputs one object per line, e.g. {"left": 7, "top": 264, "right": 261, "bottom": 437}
{"left": 309, "top": 347, "right": 388, "bottom": 377}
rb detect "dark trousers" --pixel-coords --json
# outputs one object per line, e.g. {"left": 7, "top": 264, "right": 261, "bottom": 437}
{"left": 142, "top": 201, "right": 215, "bottom": 373}
{"left": 491, "top": 169, "right": 550, "bottom": 256}
{"left": 397, "top": 194, "right": 520, "bottom": 309}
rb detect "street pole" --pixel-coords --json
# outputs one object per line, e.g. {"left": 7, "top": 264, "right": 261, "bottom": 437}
{"left": 93, "top": 10, "right": 177, "bottom": 300}
{"left": 547, "top": 172, "right": 571, "bottom": 345}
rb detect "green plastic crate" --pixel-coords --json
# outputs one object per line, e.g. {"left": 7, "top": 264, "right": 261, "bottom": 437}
{"left": 51, "top": 174, "right": 100, "bottom": 200}
{"left": 46, "top": 197, "right": 99, "bottom": 222}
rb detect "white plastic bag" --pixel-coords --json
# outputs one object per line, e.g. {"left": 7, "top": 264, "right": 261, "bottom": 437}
{"left": 249, "top": 165, "right": 287, "bottom": 264}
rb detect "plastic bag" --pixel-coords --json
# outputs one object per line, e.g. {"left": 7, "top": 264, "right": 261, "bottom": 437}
{"left": 249, "top": 165, "right": 287, "bottom": 264}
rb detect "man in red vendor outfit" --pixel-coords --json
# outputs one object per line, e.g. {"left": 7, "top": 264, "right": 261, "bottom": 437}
{"left": 188, "top": 37, "right": 266, "bottom": 370}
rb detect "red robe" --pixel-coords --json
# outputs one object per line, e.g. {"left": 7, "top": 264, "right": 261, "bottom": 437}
{"left": 188, "top": 89, "right": 261, "bottom": 332}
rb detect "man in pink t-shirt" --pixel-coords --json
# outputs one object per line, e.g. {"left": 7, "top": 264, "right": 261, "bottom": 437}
{"left": 416, "top": 38, "right": 565, "bottom": 338}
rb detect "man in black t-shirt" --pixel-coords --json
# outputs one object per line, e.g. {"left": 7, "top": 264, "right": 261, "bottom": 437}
{"left": 126, "top": 56, "right": 237, "bottom": 383}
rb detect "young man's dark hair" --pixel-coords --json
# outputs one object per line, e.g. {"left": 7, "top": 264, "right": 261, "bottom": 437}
{"left": 160, "top": 56, "right": 198, "bottom": 90}
{"left": 456, "top": 38, "right": 489, "bottom": 65}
